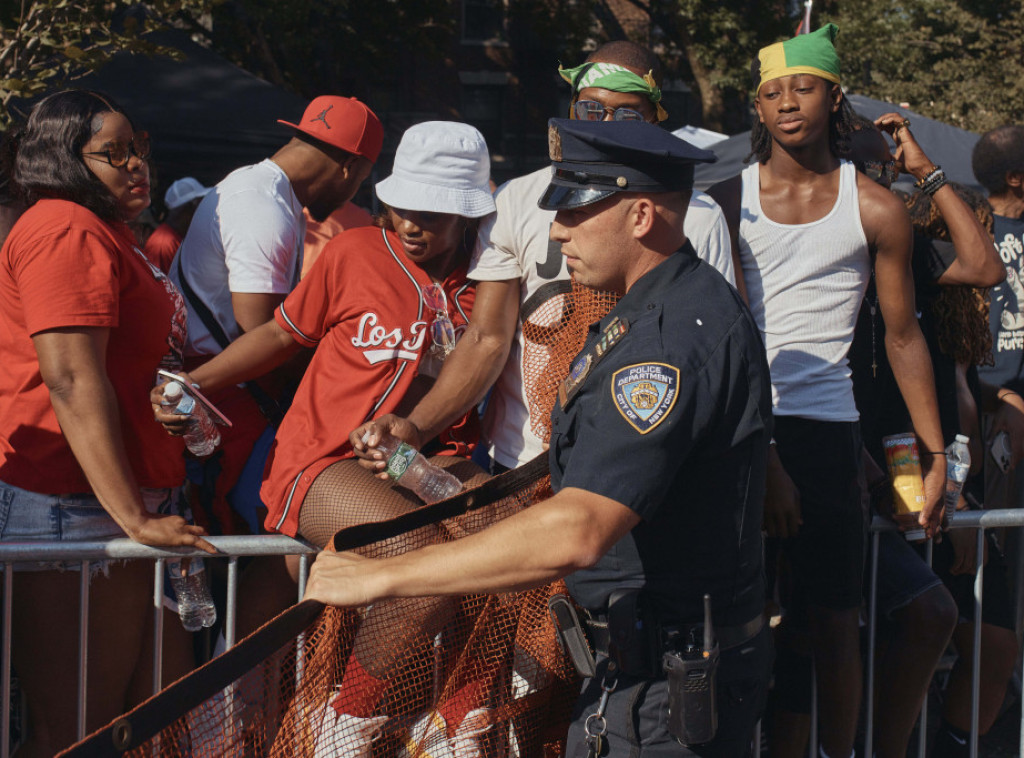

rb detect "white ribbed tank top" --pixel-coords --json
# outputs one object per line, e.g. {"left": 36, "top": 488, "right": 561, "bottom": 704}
{"left": 738, "top": 160, "right": 870, "bottom": 421}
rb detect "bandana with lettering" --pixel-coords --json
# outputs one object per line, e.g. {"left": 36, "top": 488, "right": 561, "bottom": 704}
{"left": 558, "top": 61, "right": 668, "bottom": 122}
{"left": 753, "top": 23, "right": 841, "bottom": 93}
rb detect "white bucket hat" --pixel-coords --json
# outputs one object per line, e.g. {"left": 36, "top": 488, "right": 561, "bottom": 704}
{"left": 375, "top": 122, "right": 495, "bottom": 218}
{"left": 164, "top": 177, "right": 211, "bottom": 209}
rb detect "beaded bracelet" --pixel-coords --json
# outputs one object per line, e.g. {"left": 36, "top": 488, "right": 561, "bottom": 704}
{"left": 915, "top": 165, "right": 947, "bottom": 196}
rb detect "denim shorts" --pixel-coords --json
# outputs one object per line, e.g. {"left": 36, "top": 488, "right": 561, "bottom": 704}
{"left": 0, "top": 480, "right": 177, "bottom": 576}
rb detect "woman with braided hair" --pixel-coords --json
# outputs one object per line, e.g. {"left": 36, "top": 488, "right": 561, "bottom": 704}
{"left": 846, "top": 115, "right": 1013, "bottom": 758}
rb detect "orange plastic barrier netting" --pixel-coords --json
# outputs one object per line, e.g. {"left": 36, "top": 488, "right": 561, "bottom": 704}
{"left": 521, "top": 276, "right": 620, "bottom": 442}
{"left": 60, "top": 465, "right": 580, "bottom": 758}
{"left": 61, "top": 275, "right": 616, "bottom": 758}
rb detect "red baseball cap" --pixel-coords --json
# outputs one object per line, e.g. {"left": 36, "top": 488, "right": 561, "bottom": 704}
{"left": 278, "top": 95, "right": 383, "bottom": 163}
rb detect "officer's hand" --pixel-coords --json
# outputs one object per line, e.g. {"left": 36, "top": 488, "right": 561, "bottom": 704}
{"left": 764, "top": 446, "right": 802, "bottom": 539}
{"left": 303, "top": 549, "right": 376, "bottom": 607}
{"left": 350, "top": 415, "right": 424, "bottom": 479}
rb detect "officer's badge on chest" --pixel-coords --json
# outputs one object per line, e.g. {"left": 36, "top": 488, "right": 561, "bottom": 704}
{"left": 558, "top": 317, "right": 629, "bottom": 408}
{"left": 611, "top": 363, "right": 679, "bottom": 433}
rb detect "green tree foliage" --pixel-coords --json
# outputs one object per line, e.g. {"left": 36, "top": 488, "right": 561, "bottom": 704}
{"left": 0, "top": 1, "right": 211, "bottom": 128}
{"left": 824, "top": 0, "right": 1024, "bottom": 133}
{"left": 591, "top": 0, "right": 793, "bottom": 132}
{"left": 201, "top": 0, "right": 596, "bottom": 113}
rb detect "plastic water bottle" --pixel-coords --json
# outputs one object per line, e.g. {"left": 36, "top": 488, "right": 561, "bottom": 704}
{"left": 167, "top": 558, "right": 217, "bottom": 632}
{"left": 365, "top": 431, "right": 464, "bottom": 503}
{"left": 162, "top": 381, "right": 220, "bottom": 456}
{"left": 944, "top": 434, "right": 971, "bottom": 513}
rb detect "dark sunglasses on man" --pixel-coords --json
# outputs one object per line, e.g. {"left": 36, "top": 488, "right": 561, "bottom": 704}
{"left": 82, "top": 131, "right": 151, "bottom": 168}
{"left": 572, "top": 100, "right": 645, "bottom": 122}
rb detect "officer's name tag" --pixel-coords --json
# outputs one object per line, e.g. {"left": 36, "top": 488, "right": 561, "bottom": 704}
{"left": 611, "top": 363, "right": 679, "bottom": 434}
{"left": 558, "top": 316, "right": 629, "bottom": 409}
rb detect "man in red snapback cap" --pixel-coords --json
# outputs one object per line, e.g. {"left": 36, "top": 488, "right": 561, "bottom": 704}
{"left": 166, "top": 95, "right": 382, "bottom": 635}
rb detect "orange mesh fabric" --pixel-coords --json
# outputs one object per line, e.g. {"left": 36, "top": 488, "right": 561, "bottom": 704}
{"left": 521, "top": 276, "right": 619, "bottom": 442}
{"left": 61, "top": 472, "right": 580, "bottom": 758}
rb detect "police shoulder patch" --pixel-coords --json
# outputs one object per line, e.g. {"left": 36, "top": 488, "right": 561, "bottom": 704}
{"left": 610, "top": 363, "right": 680, "bottom": 434}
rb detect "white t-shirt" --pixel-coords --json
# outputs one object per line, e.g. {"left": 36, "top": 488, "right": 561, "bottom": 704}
{"left": 468, "top": 167, "right": 736, "bottom": 468}
{"left": 170, "top": 159, "right": 306, "bottom": 356}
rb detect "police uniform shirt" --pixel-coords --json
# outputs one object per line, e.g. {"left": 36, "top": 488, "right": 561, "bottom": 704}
{"left": 550, "top": 244, "right": 772, "bottom": 628}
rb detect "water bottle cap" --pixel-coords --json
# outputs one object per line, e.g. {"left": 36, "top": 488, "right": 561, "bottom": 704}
{"left": 954, "top": 434, "right": 969, "bottom": 444}
{"left": 164, "top": 381, "right": 183, "bottom": 400}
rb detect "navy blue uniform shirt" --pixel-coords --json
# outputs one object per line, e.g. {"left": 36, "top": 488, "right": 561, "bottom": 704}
{"left": 550, "top": 244, "right": 772, "bottom": 627}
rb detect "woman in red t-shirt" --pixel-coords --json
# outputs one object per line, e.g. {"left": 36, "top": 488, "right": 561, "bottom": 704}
{"left": 0, "top": 90, "right": 214, "bottom": 756}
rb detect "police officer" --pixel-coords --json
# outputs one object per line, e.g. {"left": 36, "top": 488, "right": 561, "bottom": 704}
{"left": 306, "top": 118, "right": 774, "bottom": 757}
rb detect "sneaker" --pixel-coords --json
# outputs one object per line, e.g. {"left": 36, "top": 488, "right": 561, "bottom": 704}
{"left": 403, "top": 711, "right": 453, "bottom": 758}
{"left": 451, "top": 708, "right": 494, "bottom": 758}
{"left": 313, "top": 708, "right": 387, "bottom": 758}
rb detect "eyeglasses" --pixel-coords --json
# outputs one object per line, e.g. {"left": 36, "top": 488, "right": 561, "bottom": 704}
{"left": 82, "top": 131, "right": 151, "bottom": 168}
{"left": 572, "top": 100, "right": 645, "bottom": 122}
{"left": 858, "top": 159, "right": 899, "bottom": 188}
{"left": 422, "top": 283, "right": 456, "bottom": 359}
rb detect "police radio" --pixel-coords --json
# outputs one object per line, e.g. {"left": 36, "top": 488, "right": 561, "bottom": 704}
{"left": 662, "top": 594, "right": 719, "bottom": 745}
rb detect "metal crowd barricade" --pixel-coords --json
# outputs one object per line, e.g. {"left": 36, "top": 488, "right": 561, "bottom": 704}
{"left": 862, "top": 508, "right": 1024, "bottom": 758}
{"left": 0, "top": 535, "right": 319, "bottom": 758}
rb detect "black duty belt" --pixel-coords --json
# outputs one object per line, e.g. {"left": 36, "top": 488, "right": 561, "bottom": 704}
{"left": 584, "top": 613, "right": 764, "bottom": 659}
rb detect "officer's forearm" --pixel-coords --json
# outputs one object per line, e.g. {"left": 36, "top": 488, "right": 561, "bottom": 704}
{"left": 304, "top": 487, "right": 640, "bottom": 606}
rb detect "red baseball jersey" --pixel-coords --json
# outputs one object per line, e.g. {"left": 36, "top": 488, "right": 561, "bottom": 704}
{"left": 263, "top": 225, "right": 475, "bottom": 535}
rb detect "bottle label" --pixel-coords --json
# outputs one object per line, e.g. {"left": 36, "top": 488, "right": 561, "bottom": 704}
{"left": 386, "top": 443, "right": 417, "bottom": 481}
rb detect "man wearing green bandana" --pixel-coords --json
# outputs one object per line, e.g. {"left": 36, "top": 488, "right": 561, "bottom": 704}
{"left": 710, "top": 24, "right": 946, "bottom": 758}
{"left": 353, "top": 41, "right": 735, "bottom": 476}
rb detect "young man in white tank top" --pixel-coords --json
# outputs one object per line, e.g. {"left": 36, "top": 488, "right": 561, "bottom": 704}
{"left": 710, "top": 24, "right": 946, "bottom": 758}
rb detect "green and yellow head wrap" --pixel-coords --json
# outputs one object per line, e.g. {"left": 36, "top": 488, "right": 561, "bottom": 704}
{"left": 753, "top": 23, "right": 841, "bottom": 94}
{"left": 558, "top": 61, "right": 668, "bottom": 122}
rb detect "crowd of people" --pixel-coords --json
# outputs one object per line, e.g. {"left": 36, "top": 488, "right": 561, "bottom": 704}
{"left": 1, "top": 19, "right": 1024, "bottom": 758}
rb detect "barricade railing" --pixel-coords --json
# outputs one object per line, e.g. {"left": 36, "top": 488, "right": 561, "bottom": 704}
{"left": 0, "top": 535, "right": 319, "bottom": 758}
{"left": 6, "top": 512, "right": 1023, "bottom": 758}
{"left": 862, "top": 508, "right": 1024, "bottom": 758}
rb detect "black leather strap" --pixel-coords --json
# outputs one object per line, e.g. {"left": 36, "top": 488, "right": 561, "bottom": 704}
{"left": 584, "top": 612, "right": 764, "bottom": 661}
{"left": 331, "top": 452, "right": 549, "bottom": 552}
{"left": 61, "top": 599, "right": 326, "bottom": 756}
{"left": 175, "top": 256, "right": 285, "bottom": 428}
{"left": 520, "top": 279, "right": 572, "bottom": 324}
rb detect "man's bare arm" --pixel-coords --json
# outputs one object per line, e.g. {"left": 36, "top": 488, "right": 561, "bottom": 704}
{"left": 864, "top": 177, "right": 946, "bottom": 536}
{"left": 873, "top": 112, "right": 1003, "bottom": 288}
{"left": 232, "top": 291, "right": 288, "bottom": 334}
{"left": 930, "top": 184, "right": 1005, "bottom": 286}
{"left": 304, "top": 486, "right": 641, "bottom": 606}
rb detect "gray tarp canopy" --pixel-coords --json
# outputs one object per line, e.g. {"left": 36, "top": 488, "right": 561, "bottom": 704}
{"left": 72, "top": 31, "right": 307, "bottom": 189}
{"left": 694, "top": 93, "right": 982, "bottom": 193}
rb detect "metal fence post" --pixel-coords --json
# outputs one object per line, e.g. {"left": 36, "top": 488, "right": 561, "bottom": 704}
{"left": 865, "top": 530, "right": 880, "bottom": 758}
{"left": 970, "top": 526, "right": 986, "bottom": 758}
{"left": 77, "top": 561, "right": 89, "bottom": 740}
{"left": 2, "top": 564, "right": 12, "bottom": 758}
{"left": 153, "top": 558, "right": 165, "bottom": 695}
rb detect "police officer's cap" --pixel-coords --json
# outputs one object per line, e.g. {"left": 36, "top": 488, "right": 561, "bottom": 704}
{"left": 538, "top": 118, "right": 717, "bottom": 211}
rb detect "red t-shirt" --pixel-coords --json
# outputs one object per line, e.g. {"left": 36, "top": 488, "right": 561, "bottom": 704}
{"left": 0, "top": 199, "right": 187, "bottom": 493}
{"left": 142, "top": 222, "right": 182, "bottom": 274}
{"left": 262, "top": 226, "right": 475, "bottom": 536}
